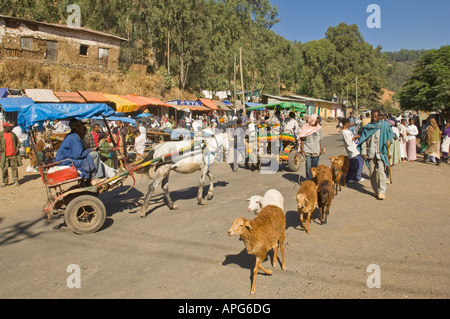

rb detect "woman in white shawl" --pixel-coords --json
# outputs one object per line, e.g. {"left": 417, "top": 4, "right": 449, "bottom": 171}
{"left": 397, "top": 119, "right": 408, "bottom": 162}
{"left": 135, "top": 125, "right": 148, "bottom": 160}
{"left": 390, "top": 123, "right": 402, "bottom": 166}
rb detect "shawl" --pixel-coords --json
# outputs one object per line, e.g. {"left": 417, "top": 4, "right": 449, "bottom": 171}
{"left": 55, "top": 132, "right": 95, "bottom": 179}
{"left": 427, "top": 119, "right": 441, "bottom": 143}
{"left": 357, "top": 120, "right": 394, "bottom": 167}
{"left": 398, "top": 123, "right": 408, "bottom": 143}
{"left": 299, "top": 114, "right": 321, "bottom": 138}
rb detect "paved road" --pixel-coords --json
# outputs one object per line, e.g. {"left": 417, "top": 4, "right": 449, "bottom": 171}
{"left": 0, "top": 131, "right": 449, "bottom": 299}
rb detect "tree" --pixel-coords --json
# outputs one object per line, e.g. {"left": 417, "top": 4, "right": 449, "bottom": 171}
{"left": 399, "top": 45, "right": 450, "bottom": 121}
{"left": 297, "top": 39, "right": 338, "bottom": 99}
{"left": 325, "top": 23, "right": 387, "bottom": 108}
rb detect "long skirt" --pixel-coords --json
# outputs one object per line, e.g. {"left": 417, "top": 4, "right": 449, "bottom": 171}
{"left": 390, "top": 139, "right": 402, "bottom": 166}
{"left": 407, "top": 138, "right": 417, "bottom": 161}
{"left": 400, "top": 141, "right": 407, "bottom": 159}
{"left": 426, "top": 140, "right": 441, "bottom": 159}
{"left": 441, "top": 136, "right": 450, "bottom": 155}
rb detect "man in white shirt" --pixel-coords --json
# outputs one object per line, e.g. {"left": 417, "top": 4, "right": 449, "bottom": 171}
{"left": 341, "top": 118, "right": 364, "bottom": 183}
{"left": 232, "top": 119, "right": 246, "bottom": 172}
{"left": 12, "top": 122, "right": 29, "bottom": 150}
{"left": 52, "top": 120, "right": 69, "bottom": 133}
{"left": 284, "top": 112, "right": 300, "bottom": 137}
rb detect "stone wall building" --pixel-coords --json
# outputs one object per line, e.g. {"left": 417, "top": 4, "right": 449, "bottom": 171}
{"left": 0, "top": 15, "right": 127, "bottom": 71}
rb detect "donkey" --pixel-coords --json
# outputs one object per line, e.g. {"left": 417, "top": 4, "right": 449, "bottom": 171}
{"left": 137, "top": 130, "right": 226, "bottom": 218}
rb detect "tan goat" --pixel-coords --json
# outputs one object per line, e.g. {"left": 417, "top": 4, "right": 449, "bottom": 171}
{"left": 228, "top": 205, "right": 286, "bottom": 296}
{"left": 295, "top": 180, "right": 318, "bottom": 234}
{"left": 330, "top": 155, "right": 350, "bottom": 195}
{"left": 311, "top": 165, "right": 333, "bottom": 188}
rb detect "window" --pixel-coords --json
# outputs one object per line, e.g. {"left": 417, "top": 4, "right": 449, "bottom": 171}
{"left": 21, "top": 38, "right": 32, "bottom": 51}
{"left": 99, "top": 48, "right": 109, "bottom": 68}
{"left": 45, "top": 41, "right": 58, "bottom": 63}
{"left": 80, "top": 44, "right": 88, "bottom": 56}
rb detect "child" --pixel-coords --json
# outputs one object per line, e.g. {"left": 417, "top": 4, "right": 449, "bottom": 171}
{"left": 341, "top": 118, "right": 364, "bottom": 183}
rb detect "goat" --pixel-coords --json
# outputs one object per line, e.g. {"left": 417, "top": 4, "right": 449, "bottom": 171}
{"left": 295, "top": 180, "right": 318, "bottom": 234}
{"left": 228, "top": 205, "right": 286, "bottom": 296}
{"left": 317, "top": 179, "right": 334, "bottom": 225}
{"left": 247, "top": 189, "right": 284, "bottom": 215}
{"left": 330, "top": 155, "right": 350, "bottom": 195}
{"left": 311, "top": 165, "right": 333, "bottom": 188}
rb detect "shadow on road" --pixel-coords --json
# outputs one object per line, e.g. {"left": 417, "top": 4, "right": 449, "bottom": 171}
{"left": 0, "top": 217, "right": 44, "bottom": 246}
{"left": 124, "top": 180, "right": 229, "bottom": 217}
{"left": 222, "top": 248, "right": 255, "bottom": 270}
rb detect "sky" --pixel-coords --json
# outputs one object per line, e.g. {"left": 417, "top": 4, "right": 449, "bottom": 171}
{"left": 270, "top": 0, "right": 450, "bottom": 52}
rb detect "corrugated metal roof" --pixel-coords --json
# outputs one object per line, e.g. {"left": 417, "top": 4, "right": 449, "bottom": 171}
{"left": 0, "top": 14, "right": 128, "bottom": 42}
{"left": 24, "top": 89, "right": 60, "bottom": 103}
{"left": 53, "top": 91, "right": 86, "bottom": 103}
{"left": 78, "top": 91, "right": 109, "bottom": 103}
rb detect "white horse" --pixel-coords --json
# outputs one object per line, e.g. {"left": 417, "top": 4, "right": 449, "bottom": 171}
{"left": 138, "top": 130, "right": 226, "bottom": 218}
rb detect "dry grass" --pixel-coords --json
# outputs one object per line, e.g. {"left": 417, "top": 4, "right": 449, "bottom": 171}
{"left": 0, "top": 59, "right": 196, "bottom": 101}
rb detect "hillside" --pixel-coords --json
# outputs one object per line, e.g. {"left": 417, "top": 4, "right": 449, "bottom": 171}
{"left": 383, "top": 49, "right": 428, "bottom": 92}
{"left": 0, "top": 59, "right": 198, "bottom": 101}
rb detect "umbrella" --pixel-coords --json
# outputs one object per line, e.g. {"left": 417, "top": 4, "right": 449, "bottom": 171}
{"left": 226, "top": 121, "right": 237, "bottom": 128}
{"left": 137, "top": 117, "right": 154, "bottom": 124}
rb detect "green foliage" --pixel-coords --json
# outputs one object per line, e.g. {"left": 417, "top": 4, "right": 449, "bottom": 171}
{"left": 1, "top": 2, "right": 417, "bottom": 107}
{"left": 383, "top": 49, "right": 428, "bottom": 92}
{"left": 399, "top": 45, "right": 450, "bottom": 120}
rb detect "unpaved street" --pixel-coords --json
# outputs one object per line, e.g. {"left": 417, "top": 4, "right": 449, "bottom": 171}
{"left": 0, "top": 122, "right": 449, "bottom": 299}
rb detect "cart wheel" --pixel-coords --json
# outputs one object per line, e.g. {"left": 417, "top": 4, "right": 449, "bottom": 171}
{"left": 64, "top": 195, "right": 106, "bottom": 235}
{"left": 288, "top": 150, "right": 301, "bottom": 172}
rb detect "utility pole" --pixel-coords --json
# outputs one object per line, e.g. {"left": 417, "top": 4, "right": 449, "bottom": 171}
{"left": 356, "top": 75, "right": 358, "bottom": 116}
{"left": 346, "top": 83, "right": 349, "bottom": 102}
{"left": 240, "top": 47, "right": 245, "bottom": 114}
{"left": 234, "top": 52, "right": 237, "bottom": 111}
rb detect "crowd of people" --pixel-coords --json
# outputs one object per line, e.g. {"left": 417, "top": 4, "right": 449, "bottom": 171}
{"left": 338, "top": 109, "right": 449, "bottom": 200}
{"left": 0, "top": 107, "right": 448, "bottom": 192}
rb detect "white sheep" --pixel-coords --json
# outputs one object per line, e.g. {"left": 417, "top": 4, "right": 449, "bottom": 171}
{"left": 228, "top": 205, "right": 286, "bottom": 296}
{"left": 247, "top": 189, "right": 284, "bottom": 215}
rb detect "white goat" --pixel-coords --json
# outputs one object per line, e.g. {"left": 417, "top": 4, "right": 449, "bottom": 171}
{"left": 247, "top": 189, "right": 284, "bottom": 215}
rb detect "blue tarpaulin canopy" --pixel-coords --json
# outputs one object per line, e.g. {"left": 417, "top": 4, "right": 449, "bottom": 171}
{"left": 92, "top": 115, "right": 136, "bottom": 125}
{"left": 18, "top": 103, "right": 115, "bottom": 130}
{"left": 0, "top": 89, "right": 8, "bottom": 98}
{"left": 0, "top": 97, "right": 34, "bottom": 112}
{"left": 137, "top": 113, "right": 153, "bottom": 118}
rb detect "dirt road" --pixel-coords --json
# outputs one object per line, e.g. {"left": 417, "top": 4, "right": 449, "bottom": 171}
{"left": 0, "top": 122, "right": 449, "bottom": 299}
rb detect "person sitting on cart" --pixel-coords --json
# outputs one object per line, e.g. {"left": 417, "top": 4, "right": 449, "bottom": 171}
{"left": 54, "top": 119, "right": 106, "bottom": 185}
{"left": 267, "top": 110, "right": 282, "bottom": 135}
{"left": 284, "top": 112, "right": 301, "bottom": 138}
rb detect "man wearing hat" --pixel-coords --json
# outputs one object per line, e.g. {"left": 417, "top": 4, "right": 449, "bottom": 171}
{"left": 0, "top": 122, "right": 23, "bottom": 187}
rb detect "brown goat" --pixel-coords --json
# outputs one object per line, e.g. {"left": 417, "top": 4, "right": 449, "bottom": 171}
{"left": 317, "top": 179, "right": 334, "bottom": 225}
{"left": 295, "top": 180, "right": 318, "bottom": 234}
{"left": 311, "top": 165, "right": 333, "bottom": 188}
{"left": 228, "top": 205, "right": 286, "bottom": 296}
{"left": 330, "top": 155, "right": 350, "bottom": 195}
